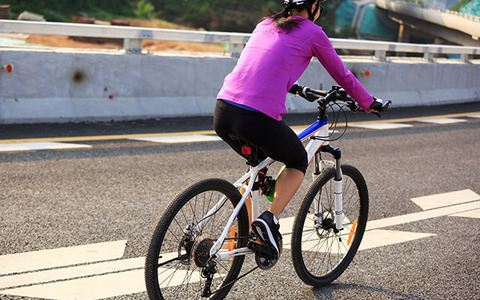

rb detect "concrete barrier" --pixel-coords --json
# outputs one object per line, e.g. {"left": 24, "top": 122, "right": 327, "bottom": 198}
{"left": 0, "top": 48, "right": 479, "bottom": 124}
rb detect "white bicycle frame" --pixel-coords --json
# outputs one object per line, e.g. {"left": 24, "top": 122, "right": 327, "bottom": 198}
{"left": 193, "top": 117, "right": 344, "bottom": 259}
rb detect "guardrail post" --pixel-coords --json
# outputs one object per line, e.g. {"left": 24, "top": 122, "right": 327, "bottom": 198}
{"left": 460, "top": 53, "right": 469, "bottom": 63}
{"left": 423, "top": 52, "right": 434, "bottom": 62}
{"left": 228, "top": 43, "right": 244, "bottom": 58}
{"left": 374, "top": 50, "right": 386, "bottom": 61}
{"left": 124, "top": 38, "right": 142, "bottom": 54}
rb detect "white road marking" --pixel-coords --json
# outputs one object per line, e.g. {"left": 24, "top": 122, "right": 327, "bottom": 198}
{"left": 411, "top": 189, "right": 480, "bottom": 210}
{"left": 349, "top": 123, "right": 413, "bottom": 130}
{"left": 130, "top": 135, "right": 221, "bottom": 144}
{"left": 1, "top": 114, "right": 476, "bottom": 153}
{"left": 359, "top": 229, "right": 436, "bottom": 250}
{"left": 1, "top": 267, "right": 205, "bottom": 300}
{"left": 2, "top": 269, "right": 146, "bottom": 300}
{"left": 0, "top": 142, "right": 91, "bottom": 152}
{"left": 2, "top": 190, "right": 479, "bottom": 299}
{"left": 418, "top": 118, "right": 467, "bottom": 124}
{"left": 450, "top": 209, "right": 480, "bottom": 219}
{"left": 283, "top": 229, "right": 436, "bottom": 252}
{"left": 0, "top": 240, "right": 127, "bottom": 276}
{"left": 0, "top": 257, "right": 144, "bottom": 290}
{"left": 281, "top": 189, "right": 480, "bottom": 252}
{"left": 367, "top": 201, "right": 480, "bottom": 231}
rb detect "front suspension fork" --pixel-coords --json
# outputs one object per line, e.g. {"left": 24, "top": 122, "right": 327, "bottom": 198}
{"left": 318, "top": 145, "right": 344, "bottom": 231}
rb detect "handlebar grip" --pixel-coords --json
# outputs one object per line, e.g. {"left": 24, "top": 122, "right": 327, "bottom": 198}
{"left": 288, "top": 84, "right": 304, "bottom": 95}
{"left": 370, "top": 99, "right": 392, "bottom": 117}
{"left": 382, "top": 100, "right": 392, "bottom": 112}
{"left": 370, "top": 99, "right": 391, "bottom": 112}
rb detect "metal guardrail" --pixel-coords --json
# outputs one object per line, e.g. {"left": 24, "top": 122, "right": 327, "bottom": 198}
{"left": 0, "top": 20, "right": 479, "bottom": 61}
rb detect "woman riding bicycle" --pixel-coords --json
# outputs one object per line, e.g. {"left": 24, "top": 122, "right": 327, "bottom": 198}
{"left": 214, "top": 0, "right": 380, "bottom": 261}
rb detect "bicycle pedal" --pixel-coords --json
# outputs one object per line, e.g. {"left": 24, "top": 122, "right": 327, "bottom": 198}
{"left": 248, "top": 238, "right": 274, "bottom": 258}
{"left": 248, "top": 238, "right": 278, "bottom": 270}
{"left": 247, "top": 237, "right": 265, "bottom": 250}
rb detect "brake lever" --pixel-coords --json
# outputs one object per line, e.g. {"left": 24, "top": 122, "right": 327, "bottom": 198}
{"left": 346, "top": 101, "right": 360, "bottom": 113}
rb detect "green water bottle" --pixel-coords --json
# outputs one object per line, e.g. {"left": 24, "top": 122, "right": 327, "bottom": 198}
{"left": 266, "top": 166, "right": 286, "bottom": 202}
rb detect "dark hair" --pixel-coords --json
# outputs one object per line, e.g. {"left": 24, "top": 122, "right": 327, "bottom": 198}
{"left": 261, "top": 0, "right": 317, "bottom": 32}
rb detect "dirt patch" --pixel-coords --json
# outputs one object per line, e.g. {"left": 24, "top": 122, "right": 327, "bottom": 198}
{"left": 24, "top": 18, "right": 226, "bottom": 53}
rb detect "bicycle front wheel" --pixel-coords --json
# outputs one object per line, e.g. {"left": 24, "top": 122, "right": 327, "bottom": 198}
{"left": 145, "top": 178, "right": 249, "bottom": 300}
{"left": 291, "top": 164, "right": 368, "bottom": 286}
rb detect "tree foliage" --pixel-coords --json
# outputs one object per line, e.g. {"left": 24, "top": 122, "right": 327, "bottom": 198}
{"left": 6, "top": 0, "right": 135, "bottom": 22}
{"left": 134, "top": 0, "right": 157, "bottom": 19}
{"left": 5, "top": 0, "right": 351, "bottom": 37}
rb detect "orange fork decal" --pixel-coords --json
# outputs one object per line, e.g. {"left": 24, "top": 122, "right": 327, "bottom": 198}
{"left": 347, "top": 219, "right": 358, "bottom": 246}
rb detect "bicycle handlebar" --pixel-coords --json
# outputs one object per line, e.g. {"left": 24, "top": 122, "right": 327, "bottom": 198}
{"left": 290, "top": 84, "right": 392, "bottom": 118}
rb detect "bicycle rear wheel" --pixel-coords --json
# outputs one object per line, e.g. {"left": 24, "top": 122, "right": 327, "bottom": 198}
{"left": 291, "top": 164, "right": 368, "bottom": 286}
{"left": 145, "top": 178, "right": 249, "bottom": 300}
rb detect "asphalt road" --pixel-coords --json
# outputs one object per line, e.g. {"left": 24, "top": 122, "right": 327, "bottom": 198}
{"left": 1, "top": 102, "right": 479, "bottom": 300}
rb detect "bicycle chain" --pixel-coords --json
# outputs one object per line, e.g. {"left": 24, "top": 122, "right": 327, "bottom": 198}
{"left": 208, "top": 265, "right": 259, "bottom": 297}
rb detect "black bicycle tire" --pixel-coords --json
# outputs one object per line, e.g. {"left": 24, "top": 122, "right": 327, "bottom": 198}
{"left": 291, "top": 164, "right": 369, "bottom": 286}
{"left": 145, "top": 178, "right": 250, "bottom": 300}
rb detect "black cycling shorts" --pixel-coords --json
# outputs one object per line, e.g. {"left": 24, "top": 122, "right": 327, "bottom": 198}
{"left": 214, "top": 100, "right": 308, "bottom": 174}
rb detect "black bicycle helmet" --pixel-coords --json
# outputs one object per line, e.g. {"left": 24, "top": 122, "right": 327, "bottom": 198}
{"left": 283, "top": 0, "right": 322, "bottom": 21}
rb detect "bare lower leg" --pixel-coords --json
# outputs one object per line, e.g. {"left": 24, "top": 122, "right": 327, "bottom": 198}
{"left": 268, "top": 168, "right": 304, "bottom": 220}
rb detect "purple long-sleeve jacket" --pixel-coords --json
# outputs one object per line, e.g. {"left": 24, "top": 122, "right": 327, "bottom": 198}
{"left": 217, "top": 16, "right": 373, "bottom": 121}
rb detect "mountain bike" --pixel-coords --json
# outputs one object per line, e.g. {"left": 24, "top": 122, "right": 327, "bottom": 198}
{"left": 145, "top": 85, "right": 391, "bottom": 299}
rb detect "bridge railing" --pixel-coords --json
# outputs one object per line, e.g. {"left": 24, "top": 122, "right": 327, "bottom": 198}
{"left": 1, "top": 20, "right": 479, "bottom": 62}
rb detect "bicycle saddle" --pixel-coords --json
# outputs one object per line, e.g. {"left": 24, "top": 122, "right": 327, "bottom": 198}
{"left": 227, "top": 133, "right": 264, "bottom": 166}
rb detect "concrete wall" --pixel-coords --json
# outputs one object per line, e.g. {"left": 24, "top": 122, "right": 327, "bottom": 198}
{"left": 0, "top": 48, "right": 479, "bottom": 124}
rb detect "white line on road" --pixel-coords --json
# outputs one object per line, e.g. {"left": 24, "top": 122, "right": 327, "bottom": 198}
{"left": 450, "top": 209, "right": 480, "bottom": 219}
{"left": 0, "top": 257, "right": 144, "bottom": 290}
{"left": 349, "top": 123, "right": 413, "bottom": 130}
{"left": 2, "top": 269, "right": 146, "bottom": 300}
{"left": 411, "top": 189, "right": 480, "bottom": 210}
{"left": 417, "top": 118, "right": 467, "bottom": 124}
{"left": 0, "top": 240, "right": 127, "bottom": 276}
{"left": 130, "top": 135, "right": 221, "bottom": 144}
{"left": 0, "top": 142, "right": 91, "bottom": 152}
{"left": 367, "top": 201, "right": 480, "bottom": 231}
